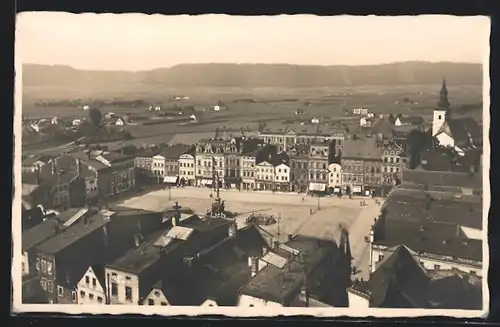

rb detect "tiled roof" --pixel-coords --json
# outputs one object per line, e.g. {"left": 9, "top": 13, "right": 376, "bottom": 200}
{"left": 363, "top": 245, "right": 430, "bottom": 308}
{"left": 157, "top": 145, "right": 193, "bottom": 159}
{"left": 373, "top": 218, "right": 482, "bottom": 262}
{"left": 402, "top": 169, "right": 481, "bottom": 190}
{"left": 100, "top": 152, "right": 134, "bottom": 163}
{"left": 35, "top": 211, "right": 110, "bottom": 255}
{"left": 22, "top": 208, "right": 83, "bottom": 251}
{"left": 398, "top": 116, "right": 425, "bottom": 125}
{"left": 342, "top": 136, "right": 383, "bottom": 160}
{"left": 239, "top": 237, "right": 337, "bottom": 305}
{"left": 135, "top": 148, "right": 158, "bottom": 158}
{"left": 382, "top": 188, "right": 482, "bottom": 229}
{"left": 428, "top": 273, "right": 482, "bottom": 309}
{"left": 445, "top": 118, "right": 482, "bottom": 147}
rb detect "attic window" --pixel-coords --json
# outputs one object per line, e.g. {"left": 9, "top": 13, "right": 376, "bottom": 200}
{"left": 154, "top": 291, "right": 160, "bottom": 297}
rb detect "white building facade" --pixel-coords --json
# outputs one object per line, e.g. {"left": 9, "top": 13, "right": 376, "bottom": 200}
{"left": 328, "top": 163, "right": 342, "bottom": 192}
{"left": 178, "top": 153, "right": 196, "bottom": 186}
{"left": 77, "top": 266, "right": 107, "bottom": 305}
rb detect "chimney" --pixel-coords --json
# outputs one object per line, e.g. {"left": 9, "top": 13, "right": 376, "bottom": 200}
{"left": 262, "top": 246, "right": 268, "bottom": 256}
{"left": 250, "top": 257, "right": 259, "bottom": 277}
{"left": 287, "top": 234, "right": 293, "bottom": 241}
{"left": 134, "top": 234, "right": 142, "bottom": 247}
{"left": 273, "top": 241, "right": 280, "bottom": 251}
{"left": 34, "top": 167, "right": 40, "bottom": 185}
{"left": 53, "top": 221, "right": 60, "bottom": 234}
{"left": 84, "top": 215, "right": 89, "bottom": 225}
{"left": 76, "top": 159, "right": 82, "bottom": 176}
{"left": 51, "top": 160, "right": 56, "bottom": 175}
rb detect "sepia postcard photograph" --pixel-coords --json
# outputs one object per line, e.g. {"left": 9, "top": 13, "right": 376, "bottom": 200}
{"left": 12, "top": 13, "right": 490, "bottom": 318}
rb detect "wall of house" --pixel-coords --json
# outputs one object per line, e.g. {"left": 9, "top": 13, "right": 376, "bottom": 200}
{"left": 371, "top": 246, "right": 482, "bottom": 277}
{"left": 105, "top": 267, "right": 140, "bottom": 305}
{"left": 274, "top": 164, "right": 290, "bottom": 183}
{"left": 328, "top": 164, "right": 342, "bottom": 188}
{"left": 142, "top": 288, "right": 170, "bottom": 306}
{"left": 347, "top": 291, "right": 370, "bottom": 309}
{"left": 22, "top": 251, "right": 30, "bottom": 276}
{"left": 436, "top": 132, "right": 455, "bottom": 148}
{"left": 432, "top": 110, "right": 447, "bottom": 136}
{"left": 36, "top": 252, "right": 57, "bottom": 303}
{"left": 179, "top": 156, "right": 196, "bottom": 182}
{"left": 85, "top": 177, "right": 99, "bottom": 199}
{"left": 77, "top": 270, "right": 106, "bottom": 305}
{"left": 237, "top": 294, "right": 283, "bottom": 307}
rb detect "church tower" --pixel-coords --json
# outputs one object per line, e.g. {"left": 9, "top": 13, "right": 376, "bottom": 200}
{"left": 432, "top": 78, "right": 451, "bottom": 136}
{"left": 437, "top": 78, "right": 450, "bottom": 113}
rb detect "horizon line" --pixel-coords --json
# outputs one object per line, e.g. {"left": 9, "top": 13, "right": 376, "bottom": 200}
{"left": 21, "top": 60, "right": 482, "bottom": 73}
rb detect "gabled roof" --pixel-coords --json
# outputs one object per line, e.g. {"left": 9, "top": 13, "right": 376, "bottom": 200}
{"left": 428, "top": 272, "right": 482, "bottom": 310}
{"left": 35, "top": 211, "right": 110, "bottom": 255}
{"left": 356, "top": 245, "right": 430, "bottom": 308}
{"left": 157, "top": 145, "right": 194, "bottom": 160}
{"left": 438, "top": 118, "right": 482, "bottom": 147}
{"left": 22, "top": 155, "right": 53, "bottom": 166}
{"left": 342, "top": 136, "right": 383, "bottom": 160}
{"left": 397, "top": 116, "right": 425, "bottom": 125}
{"left": 22, "top": 209, "right": 83, "bottom": 251}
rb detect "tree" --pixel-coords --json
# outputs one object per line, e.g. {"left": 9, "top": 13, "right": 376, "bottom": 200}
{"left": 388, "top": 114, "right": 396, "bottom": 125}
{"left": 88, "top": 108, "right": 102, "bottom": 127}
{"left": 406, "top": 129, "right": 432, "bottom": 169}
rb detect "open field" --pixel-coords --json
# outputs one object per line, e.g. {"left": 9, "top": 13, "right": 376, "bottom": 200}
{"left": 116, "top": 187, "right": 381, "bottom": 280}
{"left": 21, "top": 84, "right": 482, "bottom": 154}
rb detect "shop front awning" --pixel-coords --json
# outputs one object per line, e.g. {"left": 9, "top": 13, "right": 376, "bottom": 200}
{"left": 163, "top": 176, "right": 178, "bottom": 184}
{"left": 200, "top": 179, "right": 213, "bottom": 186}
{"left": 308, "top": 183, "right": 326, "bottom": 192}
{"left": 352, "top": 185, "right": 362, "bottom": 193}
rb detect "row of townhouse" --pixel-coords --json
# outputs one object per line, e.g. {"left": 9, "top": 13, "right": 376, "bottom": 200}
{"left": 22, "top": 151, "right": 136, "bottom": 211}
{"left": 132, "top": 133, "right": 406, "bottom": 195}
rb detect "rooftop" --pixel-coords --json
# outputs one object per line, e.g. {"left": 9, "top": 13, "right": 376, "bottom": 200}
{"left": 35, "top": 210, "right": 110, "bottom": 255}
{"left": 382, "top": 188, "right": 482, "bottom": 230}
{"left": 373, "top": 218, "right": 482, "bottom": 262}
{"left": 402, "top": 169, "right": 481, "bottom": 190}
{"left": 22, "top": 208, "right": 83, "bottom": 251}
{"left": 342, "top": 136, "right": 383, "bottom": 160}
{"left": 353, "top": 245, "right": 430, "bottom": 308}
{"left": 22, "top": 154, "right": 53, "bottom": 166}
{"left": 157, "top": 145, "right": 194, "bottom": 159}
{"left": 107, "top": 217, "right": 233, "bottom": 275}
{"left": 99, "top": 152, "right": 134, "bottom": 164}
{"left": 239, "top": 236, "right": 337, "bottom": 305}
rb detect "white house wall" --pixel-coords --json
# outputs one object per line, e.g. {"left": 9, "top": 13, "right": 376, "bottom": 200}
{"left": 76, "top": 267, "right": 106, "bottom": 305}
{"left": 371, "top": 246, "right": 482, "bottom": 277}
{"left": 347, "top": 291, "right": 370, "bottom": 309}
{"left": 237, "top": 294, "right": 283, "bottom": 307}
{"left": 436, "top": 132, "right": 455, "bottom": 148}
{"left": 105, "top": 268, "right": 140, "bottom": 305}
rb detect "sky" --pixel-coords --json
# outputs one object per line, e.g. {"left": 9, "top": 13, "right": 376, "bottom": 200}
{"left": 16, "top": 13, "right": 490, "bottom": 71}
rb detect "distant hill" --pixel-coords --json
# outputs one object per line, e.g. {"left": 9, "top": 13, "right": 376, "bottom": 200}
{"left": 22, "top": 62, "right": 482, "bottom": 89}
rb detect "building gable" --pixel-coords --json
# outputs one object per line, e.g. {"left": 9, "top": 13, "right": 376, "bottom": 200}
{"left": 144, "top": 288, "right": 170, "bottom": 306}
{"left": 77, "top": 266, "right": 105, "bottom": 293}
{"left": 201, "top": 299, "right": 218, "bottom": 307}
{"left": 179, "top": 154, "right": 194, "bottom": 160}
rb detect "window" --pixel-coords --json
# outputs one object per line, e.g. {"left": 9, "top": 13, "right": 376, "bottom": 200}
{"left": 470, "top": 270, "right": 476, "bottom": 275}
{"left": 148, "top": 299, "right": 155, "bottom": 305}
{"left": 434, "top": 264, "right": 441, "bottom": 270}
{"left": 58, "top": 286, "right": 64, "bottom": 297}
{"left": 97, "top": 296, "right": 103, "bottom": 303}
{"left": 41, "top": 260, "right": 47, "bottom": 273}
{"left": 22, "top": 261, "right": 25, "bottom": 272}
{"left": 85, "top": 276, "right": 90, "bottom": 284}
{"left": 111, "top": 282, "right": 118, "bottom": 296}
{"left": 47, "top": 280, "right": 53, "bottom": 293}
{"left": 92, "top": 278, "right": 97, "bottom": 287}
{"left": 378, "top": 254, "right": 384, "bottom": 262}
{"left": 89, "top": 293, "right": 95, "bottom": 300}
{"left": 249, "top": 304, "right": 254, "bottom": 307}
{"left": 125, "top": 286, "right": 133, "bottom": 301}
{"left": 161, "top": 302, "right": 168, "bottom": 306}
{"left": 47, "top": 262, "right": 53, "bottom": 275}
{"left": 72, "top": 291, "right": 76, "bottom": 302}
{"left": 80, "top": 290, "right": 86, "bottom": 298}
{"left": 125, "top": 276, "right": 131, "bottom": 281}
{"left": 41, "top": 277, "right": 47, "bottom": 290}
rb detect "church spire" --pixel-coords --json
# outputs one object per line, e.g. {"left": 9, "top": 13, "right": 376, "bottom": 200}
{"left": 437, "top": 78, "right": 450, "bottom": 111}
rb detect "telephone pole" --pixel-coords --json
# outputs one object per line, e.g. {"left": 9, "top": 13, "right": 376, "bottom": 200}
{"left": 277, "top": 212, "right": 281, "bottom": 244}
